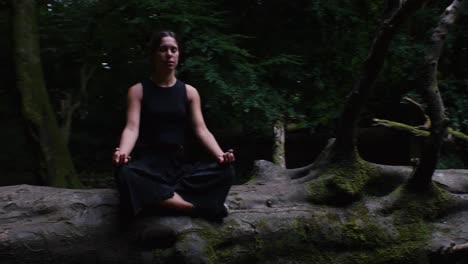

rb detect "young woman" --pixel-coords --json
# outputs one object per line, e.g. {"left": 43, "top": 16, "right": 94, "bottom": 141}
{"left": 113, "top": 31, "right": 235, "bottom": 221}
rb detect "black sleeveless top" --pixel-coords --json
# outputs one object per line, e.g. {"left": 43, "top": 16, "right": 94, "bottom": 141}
{"left": 138, "top": 78, "right": 189, "bottom": 146}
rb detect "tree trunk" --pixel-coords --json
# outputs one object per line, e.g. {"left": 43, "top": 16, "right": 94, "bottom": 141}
{"left": 10, "top": 0, "right": 81, "bottom": 188}
{"left": 272, "top": 118, "right": 286, "bottom": 169}
{"left": 59, "top": 63, "right": 96, "bottom": 142}
{"left": 409, "top": 0, "right": 467, "bottom": 190}
{"left": 59, "top": 92, "right": 79, "bottom": 143}
{"left": 334, "top": 0, "right": 429, "bottom": 157}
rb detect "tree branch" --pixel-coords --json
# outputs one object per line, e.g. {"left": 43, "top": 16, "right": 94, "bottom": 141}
{"left": 373, "top": 118, "right": 468, "bottom": 142}
{"left": 334, "top": 0, "right": 429, "bottom": 157}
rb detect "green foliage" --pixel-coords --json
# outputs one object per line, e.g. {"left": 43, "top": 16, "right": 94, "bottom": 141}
{"left": 437, "top": 149, "right": 466, "bottom": 169}
{"left": 39, "top": 0, "right": 292, "bottom": 134}
{"left": 37, "top": 0, "right": 468, "bottom": 137}
{"left": 440, "top": 80, "right": 468, "bottom": 132}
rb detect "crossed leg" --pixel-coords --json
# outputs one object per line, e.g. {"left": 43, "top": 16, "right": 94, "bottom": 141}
{"left": 159, "top": 192, "right": 194, "bottom": 215}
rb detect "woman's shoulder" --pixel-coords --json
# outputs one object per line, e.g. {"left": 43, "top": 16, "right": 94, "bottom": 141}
{"left": 184, "top": 83, "right": 199, "bottom": 101}
{"left": 176, "top": 79, "right": 192, "bottom": 89}
{"left": 128, "top": 82, "right": 143, "bottom": 100}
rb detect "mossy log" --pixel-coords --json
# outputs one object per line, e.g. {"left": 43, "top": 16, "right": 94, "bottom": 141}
{"left": 1, "top": 144, "right": 468, "bottom": 264}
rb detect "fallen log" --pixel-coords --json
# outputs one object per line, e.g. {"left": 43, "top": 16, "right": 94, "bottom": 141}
{"left": 1, "top": 161, "right": 468, "bottom": 263}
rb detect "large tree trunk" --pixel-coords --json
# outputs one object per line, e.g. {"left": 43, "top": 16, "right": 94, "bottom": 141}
{"left": 409, "top": 0, "right": 467, "bottom": 190}
{"left": 10, "top": 0, "right": 81, "bottom": 188}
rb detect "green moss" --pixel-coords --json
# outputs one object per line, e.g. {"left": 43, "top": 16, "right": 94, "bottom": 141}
{"left": 348, "top": 184, "right": 453, "bottom": 263}
{"left": 261, "top": 211, "right": 427, "bottom": 263}
{"left": 324, "top": 212, "right": 341, "bottom": 222}
{"left": 448, "top": 127, "right": 468, "bottom": 141}
{"left": 383, "top": 184, "right": 453, "bottom": 221}
{"left": 190, "top": 185, "right": 448, "bottom": 264}
{"left": 256, "top": 219, "right": 269, "bottom": 230}
{"left": 343, "top": 220, "right": 366, "bottom": 242}
{"left": 365, "top": 221, "right": 430, "bottom": 264}
{"left": 337, "top": 203, "right": 430, "bottom": 263}
{"left": 273, "top": 143, "right": 285, "bottom": 166}
{"left": 291, "top": 217, "right": 309, "bottom": 241}
{"left": 373, "top": 118, "right": 430, "bottom": 137}
{"left": 196, "top": 213, "right": 432, "bottom": 264}
{"left": 306, "top": 158, "right": 380, "bottom": 205}
{"left": 197, "top": 221, "right": 266, "bottom": 263}
{"left": 338, "top": 203, "right": 391, "bottom": 250}
{"left": 373, "top": 119, "right": 467, "bottom": 142}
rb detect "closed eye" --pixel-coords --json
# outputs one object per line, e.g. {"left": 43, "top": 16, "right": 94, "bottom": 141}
{"left": 158, "top": 45, "right": 178, "bottom": 53}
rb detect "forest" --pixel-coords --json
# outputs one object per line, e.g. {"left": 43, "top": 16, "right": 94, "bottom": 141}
{"left": 1, "top": 0, "right": 468, "bottom": 263}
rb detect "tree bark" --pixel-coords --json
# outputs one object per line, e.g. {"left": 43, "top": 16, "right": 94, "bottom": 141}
{"left": 409, "top": 0, "right": 467, "bottom": 190}
{"left": 272, "top": 118, "right": 286, "bottom": 169}
{"left": 334, "top": 0, "right": 429, "bottom": 157}
{"left": 10, "top": 0, "right": 81, "bottom": 188}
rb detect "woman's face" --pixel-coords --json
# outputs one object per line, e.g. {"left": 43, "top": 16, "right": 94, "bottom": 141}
{"left": 154, "top": 36, "right": 179, "bottom": 71}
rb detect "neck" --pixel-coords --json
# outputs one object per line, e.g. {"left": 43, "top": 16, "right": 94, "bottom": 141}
{"left": 151, "top": 70, "right": 177, "bottom": 87}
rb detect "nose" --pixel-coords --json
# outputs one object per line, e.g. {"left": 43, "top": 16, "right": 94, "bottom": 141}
{"left": 167, "top": 50, "right": 174, "bottom": 58}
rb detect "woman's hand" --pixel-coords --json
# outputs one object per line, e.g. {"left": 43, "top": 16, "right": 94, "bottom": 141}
{"left": 112, "top": 147, "right": 131, "bottom": 166}
{"left": 217, "top": 149, "right": 235, "bottom": 165}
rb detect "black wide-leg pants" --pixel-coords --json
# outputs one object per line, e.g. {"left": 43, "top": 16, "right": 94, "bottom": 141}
{"left": 114, "top": 148, "right": 234, "bottom": 217}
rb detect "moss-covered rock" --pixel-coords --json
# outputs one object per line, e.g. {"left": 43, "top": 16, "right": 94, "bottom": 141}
{"left": 383, "top": 183, "right": 453, "bottom": 221}
{"left": 306, "top": 158, "right": 381, "bottom": 205}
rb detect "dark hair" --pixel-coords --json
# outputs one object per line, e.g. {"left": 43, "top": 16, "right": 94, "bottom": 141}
{"left": 148, "top": 31, "right": 179, "bottom": 72}
{"left": 149, "top": 31, "right": 179, "bottom": 54}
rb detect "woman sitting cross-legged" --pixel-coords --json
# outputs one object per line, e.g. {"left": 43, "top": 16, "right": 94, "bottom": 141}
{"left": 113, "top": 31, "right": 235, "bottom": 222}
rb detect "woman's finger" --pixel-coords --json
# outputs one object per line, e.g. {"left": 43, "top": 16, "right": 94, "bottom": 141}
{"left": 224, "top": 152, "right": 234, "bottom": 163}
{"left": 112, "top": 148, "right": 121, "bottom": 165}
{"left": 112, "top": 153, "right": 119, "bottom": 165}
{"left": 119, "top": 153, "right": 126, "bottom": 165}
{"left": 226, "top": 149, "right": 235, "bottom": 163}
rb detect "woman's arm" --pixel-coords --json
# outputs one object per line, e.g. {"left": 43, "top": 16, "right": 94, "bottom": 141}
{"left": 113, "top": 83, "right": 142, "bottom": 165}
{"left": 186, "top": 84, "right": 235, "bottom": 164}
